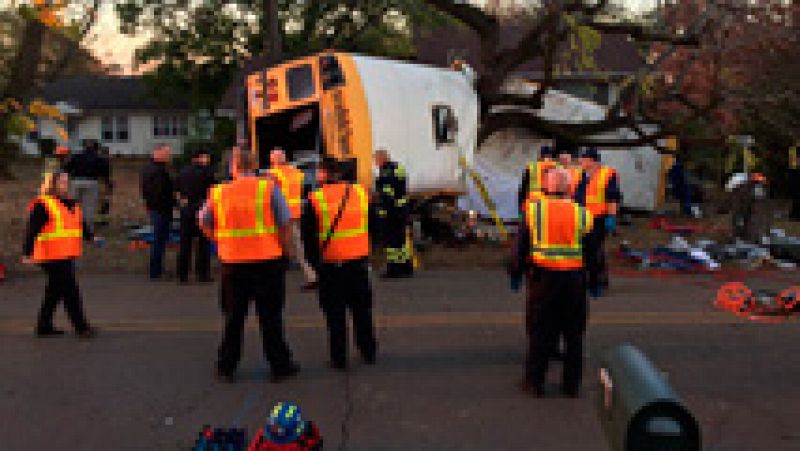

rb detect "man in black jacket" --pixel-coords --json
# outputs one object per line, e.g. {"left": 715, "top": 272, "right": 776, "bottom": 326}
{"left": 175, "top": 148, "right": 215, "bottom": 283}
{"left": 140, "top": 145, "right": 175, "bottom": 280}
{"left": 64, "top": 141, "right": 111, "bottom": 234}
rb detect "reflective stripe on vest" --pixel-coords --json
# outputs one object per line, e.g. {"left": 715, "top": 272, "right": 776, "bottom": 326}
{"left": 527, "top": 197, "right": 590, "bottom": 270}
{"left": 31, "top": 195, "right": 82, "bottom": 262}
{"left": 269, "top": 165, "right": 304, "bottom": 218}
{"left": 585, "top": 166, "right": 615, "bottom": 216}
{"left": 311, "top": 183, "right": 369, "bottom": 262}
{"left": 211, "top": 178, "right": 282, "bottom": 262}
{"left": 527, "top": 161, "right": 556, "bottom": 193}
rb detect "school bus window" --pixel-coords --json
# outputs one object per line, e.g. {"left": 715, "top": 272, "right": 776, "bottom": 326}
{"left": 319, "top": 55, "right": 345, "bottom": 90}
{"left": 432, "top": 105, "right": 457, "bottom": 146}
{"left": 287, "top": 65, "right": 316, "bottom": 101}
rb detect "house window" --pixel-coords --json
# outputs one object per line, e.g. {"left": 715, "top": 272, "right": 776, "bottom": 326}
{"left": 115, "top": 116, "right": 129, "bottom": 142}
{"left": 101, "top": 117, "right": 115, "bottom": 142}
{"left": 66, "top": 117, "right": 79, "bottom": 138}
{"left": 153, "top": 115, "right": 188, "bottom": 137}
{"left": 101, "top": 116, "right": 129, "bottom": 142}
{"left": 432, "top": 105, "right": 457, "bottom": 146}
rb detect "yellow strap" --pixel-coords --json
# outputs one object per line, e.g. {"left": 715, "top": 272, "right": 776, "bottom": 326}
{"left": 459, "top": 156, "right": 508, "bottom": 241}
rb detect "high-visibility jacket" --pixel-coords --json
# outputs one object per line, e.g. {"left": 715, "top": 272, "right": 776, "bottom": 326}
{"left": 525, "top": 197, "right": 593, "bottom": 271}
{"left": 526, "top": 160, "right": 558, "bottom": 202}
{"left": 210, "top": 177, "right": 282, "bottom": 263}
{"left": 309, "top": 183, "right": 369, "bottom": 263}
{"left": 268, "top": 164, "right": 305, "bottom": 219}
{"left": 584, "top": 166, "right": 617, "bottom": 217}
{"left": 29, "top": 195, "right": 82, "bottom": 263}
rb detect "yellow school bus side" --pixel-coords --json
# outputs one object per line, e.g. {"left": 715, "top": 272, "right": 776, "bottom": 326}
{"left": 326, "top": 53, "right": 373, "bottom": 190}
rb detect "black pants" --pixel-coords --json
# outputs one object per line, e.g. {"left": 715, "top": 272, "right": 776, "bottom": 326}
{"left": 583, "top": 216, "right": 608, "bottom": 290}
{"left": 37, "top": 260, "right": 90, "bottom": 333}
{"left": 789, "top": 169, "right": 800, "bottom": 221}
{"left": 379, "top": 211, "right": 413, "bottom": 277}
{"left": 319, "top": 259, "right": 377, "bottom": 365}
{"left": 525, "top": 269, "right": 587, "bottom": 391}
{"left": 177, "top": 205, "right": 210, "bottom": 281}
{"left": 217, "top": 261, "right": 294, "bottom": 375}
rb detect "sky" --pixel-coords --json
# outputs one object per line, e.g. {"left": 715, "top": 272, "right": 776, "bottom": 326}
{"left": 82, "top": 0, "right": 661, "bottom": 73}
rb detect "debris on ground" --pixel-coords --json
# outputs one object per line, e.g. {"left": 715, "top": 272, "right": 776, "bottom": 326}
{"left": 126, "top": 221, "right": 181, "bottom": 250}
{"left": 715, "top": 282, "right": 800, "bottom": 320}
{"left": 618, "top": 231, "right": 800, "bottom": 273}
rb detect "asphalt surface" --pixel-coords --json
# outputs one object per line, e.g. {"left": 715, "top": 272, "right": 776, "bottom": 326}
{"left": 1, "top": 268, "right": 799, "bottom": 450}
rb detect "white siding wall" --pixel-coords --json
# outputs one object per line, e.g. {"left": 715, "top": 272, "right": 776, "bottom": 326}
{"left": 18, "top": 112, "right": 191, "bottom": 156}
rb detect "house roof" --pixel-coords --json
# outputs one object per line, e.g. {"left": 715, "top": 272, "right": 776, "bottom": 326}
{"left": 414, "top": 24, "right": 645, "bottom": 76}
{"left": 39, "top": 76, "right": 191, "bottom": 112}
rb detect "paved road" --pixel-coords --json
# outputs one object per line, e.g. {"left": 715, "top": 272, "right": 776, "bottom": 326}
{"left": 1, "top": 269, "right": 799, "bottom": 450}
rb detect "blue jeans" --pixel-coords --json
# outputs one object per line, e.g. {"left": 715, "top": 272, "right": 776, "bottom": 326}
{"left": 149, "top": 211, "right": 171, "bottom": 279}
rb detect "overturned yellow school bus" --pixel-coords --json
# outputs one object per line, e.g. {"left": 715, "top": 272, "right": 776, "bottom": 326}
{"left": 245, "top": 52, "right": 479, "bottom": 196}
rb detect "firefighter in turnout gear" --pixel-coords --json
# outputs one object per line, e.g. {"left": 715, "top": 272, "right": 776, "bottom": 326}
{"left": 199, "top": 147, "right": 300, "bottom": 383}
{"left": 373, "top": 149, "right": 413, "bottom": 278}
{"left": 518, "top": 145, "right": 559, "bottom": 216}
{"left": 575, "top": 148, "right": 621, "bottom": 298}
{"left": 512, "top": 167, "right": 593, "bottom": 397}
{"left": 303, "top": 157, "right": 377, "bottom": 370}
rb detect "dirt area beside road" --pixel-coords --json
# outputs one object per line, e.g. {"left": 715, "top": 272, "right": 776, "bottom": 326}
{"left": 1, "top": 158, "right": 799, "bottom": 276}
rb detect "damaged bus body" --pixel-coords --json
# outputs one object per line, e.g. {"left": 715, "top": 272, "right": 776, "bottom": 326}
{"left": 245, "top": 52, "right": 479, "bottom": 196}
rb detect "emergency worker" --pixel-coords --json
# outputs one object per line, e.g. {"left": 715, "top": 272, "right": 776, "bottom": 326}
{"left": 176, "top": 148, "right": 215, "bottom": 283}
{"left": 518, "top": 145, "right": 558, "bottom": 215}
{"left": 268, "top": 148, "right": 317, "bottom": 287}
{"left": 373, "top": 149, "right": 413, "bottom": 278}
{"left": 303, "top": 158, "right": 377, "bottom": 370}
{"left": 199, "top": 147, "right": 299, "bottom": 383}
{"left": 22, "top": 171, "right": 97, "bottom": 338}
{"left": 575, "top": 148, "right": 620, "bottom": 297}
{"left": 512, "top": 167, "right": 593, "bottom": 397}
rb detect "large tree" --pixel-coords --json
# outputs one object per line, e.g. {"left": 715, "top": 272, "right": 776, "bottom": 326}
{"left": 116, "top": 0, "right": 448, "bottom": 110}
{"left": 0, "top": 0, "right": 101, "bottom": 177}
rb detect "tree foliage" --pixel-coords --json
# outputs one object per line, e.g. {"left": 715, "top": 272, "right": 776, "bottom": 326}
{"left": 116, "top": 0, "right": 449, "bottom": 110}
{"left": 0, "top": 0, "right": 100, "bottom": 177}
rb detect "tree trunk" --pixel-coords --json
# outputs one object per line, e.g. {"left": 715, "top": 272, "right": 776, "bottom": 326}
{"left": 0, "top": 18, "right": 45, "bottom": 179}
{"left": 262, "top": 0, "right": 283, "bottom": 66}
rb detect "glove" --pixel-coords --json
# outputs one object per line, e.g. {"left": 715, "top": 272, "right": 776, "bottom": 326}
{"left": 605, "top": 215, "right": 617, "bottom": 233}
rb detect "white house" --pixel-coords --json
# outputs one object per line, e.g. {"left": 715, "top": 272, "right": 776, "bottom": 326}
{"left": 20, "top": 76, "right": 197, "bottom": 156}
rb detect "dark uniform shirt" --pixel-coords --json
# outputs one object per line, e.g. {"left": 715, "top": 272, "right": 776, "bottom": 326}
{"left": 140, "top": 161, "right": 175, "bottom": 214}
{"left": 65, "top": 150, "right": 109, "bottom": 181}
{"left": 176, "top": 163, "right": 215, "bottom": 206}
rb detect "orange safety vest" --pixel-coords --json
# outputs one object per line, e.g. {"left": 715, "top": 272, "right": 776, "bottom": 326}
{"left": 268, "top": 164, "right": 304, "bottom": 219}
{"left": 29, "top": 195, "right": 83, "bottom": 263}
{"left": 525, "top": 197, "right": 593, "bottom": 271}
{"left": 584, "top": 166, "right": 617, "bottom": 217}
{"left": 309, "top": 183, "right": 369, "bottom": 263}
{"left": 527, "top": 161, "right": 558, "bottom": 194}
{"left": 210, "top": 177, "right": 283, "bottom": 263}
